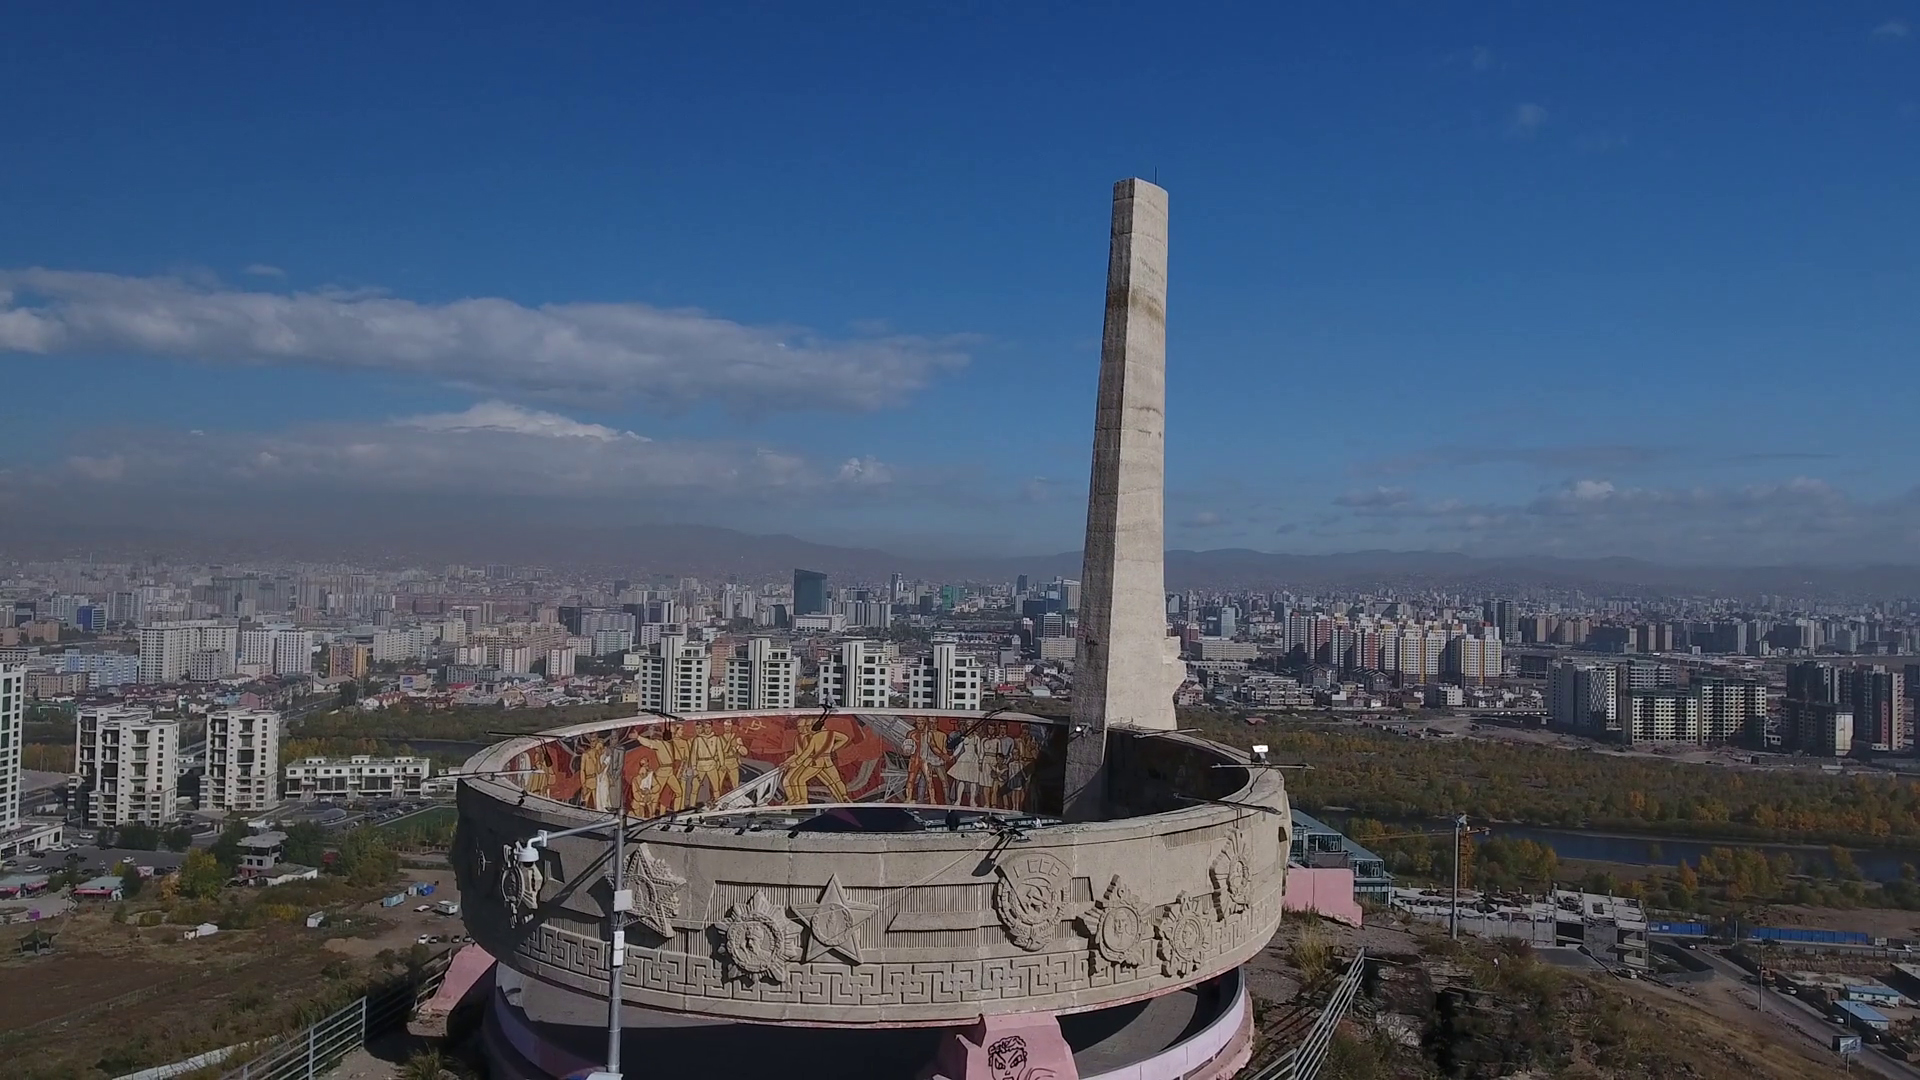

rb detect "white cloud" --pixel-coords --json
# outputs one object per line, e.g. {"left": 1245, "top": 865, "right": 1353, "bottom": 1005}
{"left": 51, "top": 406, "right": 908, "bottom": 503}
{"left": 1509, "top": 102, "right": 1550, "bottom": 137}
{"left": 1335, "top": 486, "right": 1414, "bottom": 508}
{"left": 1186, "top": 510, "right": 1224, "bottom": 528}
{"left": 1471, "top": 45, "right": 1494, "bottom": 72}
{"left": 1568, "top": 479, "right": 1615, "bottom": 501}
{"left": 0, "top": 268, "right": 969, "bottom": 412}
{"left": 1874, "top": 19, "right": 1909, "bottom": 38}
{"left": 835, "top": 456, "right": 895, "bottom": 486}
{"left": 397, "top": 401, "right": 646, "bottom": 441}
{"left": 242, "top": 264, "right": 286, "bottom": 278}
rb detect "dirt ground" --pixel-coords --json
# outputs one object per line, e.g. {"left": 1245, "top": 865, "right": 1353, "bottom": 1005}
{"left": 324, "top": 868, "right": 465, "bottom": 958}
{"left": 1748, "top": 903, "right": 1920, "bottom": 938}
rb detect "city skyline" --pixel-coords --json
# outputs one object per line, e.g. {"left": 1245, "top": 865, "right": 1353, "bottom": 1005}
{"left": 5, "top": 7, "right": 1920, "bottom": 562}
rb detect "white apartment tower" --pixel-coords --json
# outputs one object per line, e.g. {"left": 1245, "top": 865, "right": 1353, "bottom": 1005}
{"left": 139, "top": 620, "right": 239, "bottom": 684}
{"left": 817, "top": 640, "right": 896, "bottom": 709}
{"left": 0, "top": 665, "right": 23, "bottom": 833}
{"left": 634, "top": 632, "right": 712, "bottom": 714}
{"left": 207, "top": 707, "right": 280, "bottom": 813}
{"left": 77, "top": 706, "right": 179, "bottom": 828}
{"left": 724, "top": 637, "right": 797, "bottom": 709}
{"left": 908, "top": 643, "right": 984, "bottom": 711}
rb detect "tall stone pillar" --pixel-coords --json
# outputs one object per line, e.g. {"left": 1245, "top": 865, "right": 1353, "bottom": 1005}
{"left": 1064, "top": 178, "right": 1184, "bottom": 820}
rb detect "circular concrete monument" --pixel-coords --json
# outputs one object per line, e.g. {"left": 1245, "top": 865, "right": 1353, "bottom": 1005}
{"left": 450, "top": 180, "right": 1290, "bottom": 1080}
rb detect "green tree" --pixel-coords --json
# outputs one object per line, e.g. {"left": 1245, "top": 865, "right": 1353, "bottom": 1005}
{"left": 335, "top": 827, "right": 399, "bottom": 887}
{"left": 282, "top": 821, "right": 327, "bottom": 866}
{"left": 176, "top": 848, "right": 227, "bottom": 899}
{"left": 113, "top": 860, "right": 144, "bottom": 898}
{"left": 115, "top": 823, "right": 162, "bottom": 851}
{"left": 162, "top": 826, "right": 195, "bottom": 852}
{"left": 211, "top": 820, "right": 250, "bottom": 872}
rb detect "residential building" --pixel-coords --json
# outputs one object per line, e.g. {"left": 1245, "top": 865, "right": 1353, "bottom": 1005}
{"left": 188, "top": 647, "right": 236, "bottom": 682}
{"left": 1695, "top": 678, "right": 1767, "bottom": 744}
{"left": 207, "top": 708, "right": 280, "bottom": 814}
{"left": 546, "top": 647, "right": 577, "bottom": 679}
{"left": 818, "top": 639, "right": 896, "bottom": 709}
{"left": 1444, "top": 630, "right": 1503, "bottom": 686}
{"left": 58, "top": 650, "right": 140, "bottom": 687}
{"left": 1619, "top": 689, "right": 1702, "bottom": 746}
{"left": 499, "top": 645, "right": 533, "bottom": 676}
{"left": 1549, "top": 661, "right": 1619, "bottom": 734}
{"left": 724, "top": 637, "right": 797, "bottom": 709}
{"left": 283, "top": 754, "right": 432, "bottom": 800}
{"left": 138, "top": 620, "right": 238, "bottom": 684}
{"left": 1847, "top": 666, "right": 1907, "bottom": 753}
{"left": 76, "top": 706, "right": 179, "bottom": 828}
{"left": 327, "top": 643, "right": 370, "bottom": 680}
{"left": 0, "top": 665, "right": 21, "bottom": 833}
{"left": 908, "top": 643, "right": 984, "bottom": 711}
{"left": 633, "top": 631, "right": 711, "bottom": 714}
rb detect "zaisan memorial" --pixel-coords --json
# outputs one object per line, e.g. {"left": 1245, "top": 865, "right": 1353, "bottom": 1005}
{"left": 445, "top": 180, "right": 1296, "bottom": 1080}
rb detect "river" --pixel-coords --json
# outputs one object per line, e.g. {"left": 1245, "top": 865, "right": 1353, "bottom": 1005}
{"left": 1317, "top": 812, "right": 1920, "bottom": 883}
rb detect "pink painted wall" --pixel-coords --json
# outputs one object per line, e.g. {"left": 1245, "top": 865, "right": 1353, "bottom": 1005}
{"left": 1281, "top": 867, "right": 1364, "bottom": 927}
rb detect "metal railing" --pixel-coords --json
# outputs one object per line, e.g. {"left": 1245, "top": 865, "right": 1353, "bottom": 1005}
{"left": 217, "top": 950, "right": 453, "bottom": 1080}
{"left": 1249, "top": 950, "right": 1369, "bottom": 1080}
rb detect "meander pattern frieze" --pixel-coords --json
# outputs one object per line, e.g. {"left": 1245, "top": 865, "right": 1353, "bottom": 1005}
{"left": 511, "top": 876, "right": 1283, "bottom": 1013}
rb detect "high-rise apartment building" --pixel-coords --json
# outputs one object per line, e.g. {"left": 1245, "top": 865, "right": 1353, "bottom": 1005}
{"left": 1846, "top": 666, "right": 1907, "bottom": 753}
{"left": 327, "top": 643, "right": 370, "bottom": 680}
{"left": 76, "top": 706, "right": 179, "bottom": 828}
{"left": 138, "top": 620, "right": 239, "bottom": 684}
{"left": 817, "top": 640, "right": 895, "bottom": 709}
{"left": 634, "top": 632, "right": 711, "bottom": 714}
{"left": 1619, "top": 689, "right": 1703, "bottom": 746}
{"left": 1549, "top": 661, "right": 1619, "bottom": 734}
{"left": 793, "top": 570, "right": 829, "bottom": 617}
{"left": 546, "top": 647, "right": 577, "bottom": 679}
{"left": 1694, "top": 679, "right": 1767, "bottom": 743}
{"left": 207, "top": 708, "right": 279, "bottom": 814}
{"left": 908, "top": 643, "right": 984, "bottom": 711}
{"left": 0, "top": 665, "right": 22, "bottom": 833}
{"left": 724, "top": 637, "right": 797, "bottom": 709}
{"left": 240, "top": 626, "right": 312, "bottom": 676}
{"left": 1443, "top": 631, "right": 1503, "bottom": 686}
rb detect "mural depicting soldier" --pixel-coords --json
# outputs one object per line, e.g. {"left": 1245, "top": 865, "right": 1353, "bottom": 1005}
{"left": 781, "top": 716, "right": 851, "bottom": 804}
{"left": 717, "top": 718, "right": 746, "bottom": 792}
{"left": 689, "top": 719, "right": 734, "bottom": 803}
{"left": 629, "top": 727, "right": 685, "bottom": 817}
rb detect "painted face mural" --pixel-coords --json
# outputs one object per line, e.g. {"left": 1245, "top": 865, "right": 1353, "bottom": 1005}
{"left": 502, "top": 713, "right": 1066, "bottom": 815}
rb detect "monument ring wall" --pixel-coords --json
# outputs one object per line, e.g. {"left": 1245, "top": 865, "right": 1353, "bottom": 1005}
{"left": 452, "top": 711, "right": 1290, "bottom": 1026}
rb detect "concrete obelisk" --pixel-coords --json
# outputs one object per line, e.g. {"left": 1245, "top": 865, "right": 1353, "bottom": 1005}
{"left": 1064, "top": 178, "right": 1185, "bottom": 820}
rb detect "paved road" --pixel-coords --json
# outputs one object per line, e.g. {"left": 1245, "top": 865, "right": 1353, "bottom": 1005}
{"left": 1696, "top": 947, "right": 1920, "bottom": 1079}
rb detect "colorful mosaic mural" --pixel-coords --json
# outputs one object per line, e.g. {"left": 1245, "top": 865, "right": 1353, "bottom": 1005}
{"left": 503, "top": 712, "right": 1066, "bottom": 816}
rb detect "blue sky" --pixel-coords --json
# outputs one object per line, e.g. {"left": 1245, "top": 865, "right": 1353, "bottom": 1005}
{"left": 3, "top": 4, "right": 1917, "bottom": 562}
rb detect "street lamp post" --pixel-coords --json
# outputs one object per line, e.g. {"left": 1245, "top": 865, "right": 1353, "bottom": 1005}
{"left": 513, "top": 740, "right": 632, "bottom": 1080}
{"left": 1450, "top": 813, "right": 1468, "bottom": 941}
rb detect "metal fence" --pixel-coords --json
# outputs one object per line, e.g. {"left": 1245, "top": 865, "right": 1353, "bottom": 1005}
{"left": 1248, "top": 950, "right": 1370, "bottom": 1080}
{"left": 217, "top": 950, "right": 453, "bottom": 1080}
